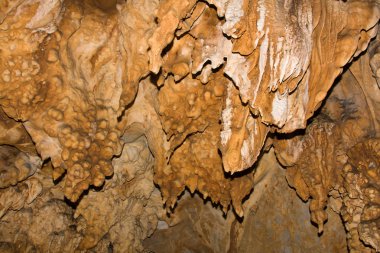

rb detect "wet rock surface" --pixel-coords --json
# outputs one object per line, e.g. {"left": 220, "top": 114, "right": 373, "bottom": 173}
{"left": 0, "top": 0, "right": 379, "bottom": 252}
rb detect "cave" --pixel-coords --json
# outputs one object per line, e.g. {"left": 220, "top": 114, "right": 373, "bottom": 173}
{"left": 0, "top": 0, "right": 379, "bottom": 252}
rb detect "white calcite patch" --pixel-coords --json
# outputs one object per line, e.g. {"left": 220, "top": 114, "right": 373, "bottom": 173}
{"left": 271, "top": 92, "right": 288, "bottom": 127}
{"left": 257, "top": 0, "right": 266, "bottom": 33}
{"left": 253, "top": 0, "right": 267, "bottom": 47}
{"left": 26, "top": 0, "right": 63, "bottom": 33}
{"left": 222, "top": 0, "right": 244, "bottom": 38}
{"left": 221, "top": 82, "right": 234, "bottom": 145}
{"left": 224, "top": 52, "right": 251, "bottom": 103}
{"left": 253, "top": 31, "right": 269, "bottom": 103}
{"left": 240, "top": 139, "right": 250, "bottom": 164}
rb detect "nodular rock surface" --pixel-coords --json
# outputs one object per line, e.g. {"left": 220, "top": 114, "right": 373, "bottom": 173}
{"left": 0, "top": 0, "right": 379, "bottom": 252}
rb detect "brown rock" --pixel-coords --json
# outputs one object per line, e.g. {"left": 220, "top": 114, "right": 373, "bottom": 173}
{"left": 0, "top": 0, "right": 379, "bottom": 252}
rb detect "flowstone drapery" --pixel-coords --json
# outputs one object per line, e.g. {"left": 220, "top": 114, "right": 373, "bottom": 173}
{"left": 0, "top": 1, "right": 379, "bottom": 252}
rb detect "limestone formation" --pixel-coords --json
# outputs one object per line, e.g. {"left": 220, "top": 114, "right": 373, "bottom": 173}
{"left": 0, "top": 0, "right": 379, "bottom": 252}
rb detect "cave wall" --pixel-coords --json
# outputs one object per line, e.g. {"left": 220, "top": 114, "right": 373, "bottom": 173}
{"left": 0, "top": 0, "right": 379, "bottom": 252}
{"left": 143, "top": 150, "right": 348, "bottom": 253}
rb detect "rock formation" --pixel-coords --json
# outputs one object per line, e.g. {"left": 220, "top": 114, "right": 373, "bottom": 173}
{"left": 0, "top": 0, "right": 379, "bottom": 252}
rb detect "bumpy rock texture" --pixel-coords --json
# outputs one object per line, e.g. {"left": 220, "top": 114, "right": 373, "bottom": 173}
{"left": 0, "top": 0, "right": 379, "bottom": 252}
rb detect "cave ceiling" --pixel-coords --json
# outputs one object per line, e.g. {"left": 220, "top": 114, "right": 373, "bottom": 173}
{"left": 0, "top": 0, "right": 379, "bottom": 252}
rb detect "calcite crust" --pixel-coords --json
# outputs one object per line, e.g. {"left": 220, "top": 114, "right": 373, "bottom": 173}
{"left": 0, "top": 0, "right": 379, "bottom": 252}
